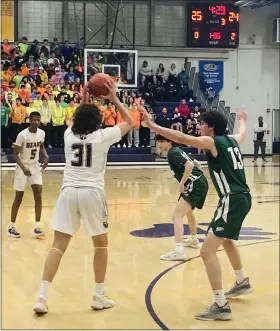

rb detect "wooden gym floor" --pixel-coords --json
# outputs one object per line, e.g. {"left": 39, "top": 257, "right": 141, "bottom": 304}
{"left": 1, "top": 157, "right": 279, "bottom": 330}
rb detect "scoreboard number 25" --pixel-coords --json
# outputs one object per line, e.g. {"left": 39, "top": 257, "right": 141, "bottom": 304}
{"left": 191, "top": 10, "right": 203, "bottom": 21}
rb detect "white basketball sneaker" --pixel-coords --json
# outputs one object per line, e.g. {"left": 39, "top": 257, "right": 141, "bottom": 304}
{"left": 33, "top": 298, "right": 48, "bottom": 314}
{"left": 183, "top": 237, "right": 200, "bottom": 249}
{"left": 91, "top": 294, "right": 116, "bottom": 310}
{"left": 160, "top": 250, "right": 187, "bottom": 261}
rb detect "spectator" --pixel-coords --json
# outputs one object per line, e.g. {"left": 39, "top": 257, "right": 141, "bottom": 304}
{"left": 128, "top": 103, "right": 140, "bottom": 147}
{"left": 177, "top": 68, "right": 189, "bottom": 86}
{"left": 5, "top": 82, "right": 18, "bottom": 102}
{"left": 193, "top": 106, "right": 201, "bottom": 120}
{"left": 10, "top": 97, "right": 26, "bottom": 144}
{"left": 50, "top": 38, "right": 62, "bottom": 59}
{"left": 1, "top": 66, "right": 12, "bottom": 86}
{"left": 38, "top": 52, "right": 48, "bottom": 69}
{"left": 171, "top": 107, "right": 183, "bottom": 132}
{"left": 168, "top": 63, "right": 178, "bottom": 84}
{"left": 116, "top": 105, "right": 128, "bottom": 148}
{"left": 52, "top": 99, "right": 65, "bottom": 147}
{"left": 2, "top": 39, "right": 12, "bottom": 56}
{"left": 18, "top": 37, "right": 29, "bottom": 56}
{"left": 139, "top": 60, "right": 152, "bottom": 85}
{"left": 155, "top": 107, "right": 172, "bottom": 128}
{"left": 140, "top": 106, "right": 151, "bottom": 147}
{"left": 65, "top": 98, "right": 76, "bottom": 125}
{"left": 50, "top": 67, "right": 63, "bottom": 85}
{"left": 62, "top": 41, "right": 73, "bottom": 64}
{"left": 185, "top": 119, "right": 195, "bottom": 136}
{"left": 253, "top": 116, "right": 268, "bottom": 162}
{"left": 1, "top": 100, "right": 10, "bottom": 153}
{"left": 39, "top": 98, "right": 52, "bottom": 147}
{"left": 39, "top": 67, "right": 49, "bottom": 83}
{"left": 156, "top": 63, "right": 165, "bottom": 84}
{"left": 104, "top": 102, "right": 117, "bottom": 127}
{"left": 40, "top": 39, "right": 50, "bottom": 58}
{"left": 33, "top": 92, "right": 43, "bottom": 110}
{"left": 65, "top": 66, "right": 77, "bottom": 83}
{"left": 48, "top": 52, "right": 60, "bottom": 66}
{"left": 13, "top": 69, "right": 24, "bottom": 88}
{"left": 27, "top": 39, "right": 40, "bottom": 61}
{"left": 178, "top": 99, "right": 190, "bottom": 119}
{"left": 57, "top": 86, "right": 70, "bottom": 104}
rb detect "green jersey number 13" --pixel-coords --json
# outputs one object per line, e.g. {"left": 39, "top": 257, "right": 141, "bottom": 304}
{"left": 228, "top": 147, "right": 244, "bottom": 170}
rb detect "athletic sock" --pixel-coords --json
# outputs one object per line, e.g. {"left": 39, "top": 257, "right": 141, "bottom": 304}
{"left": 213, "top": 289, "right": 226, "bottom": 307}
{"left": 235, "top": 268, "right": 245, "bottom": 284}
{"left": 38, "top": 280, "right": 51, "bottom": 300}
{"left": 35, "top": 221, "right": 41, "bottom": 228}
{"left": 191, "top": 235, "right": 197, "bottom": 241}
{"left": 95, "top": 283, "right": 105, "bottom": 296}
{"left": 9, "top": 222, "right": 15, "bottom": 229}
{"left": 175, "top": 243, "right": 184, "bottom": 254}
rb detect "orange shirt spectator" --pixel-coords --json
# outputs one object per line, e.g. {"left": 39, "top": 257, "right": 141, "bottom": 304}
{"left": 21, "top": 64, "right": 29, "bottom": 76}
{"left": 11, "top": 99, "right": 27, "bottom": 124}
{"left": 37, "top": 86, "right": 46, "bottom": 96}
{"left": 116, "top": 111, "right": 124, "bottom": 124}
{"left": 2, "top": 39, "right": 12, "bottom": 55}
{"left": 104, "top": 103, "right": 117, "bottom": 126}
{"left": 1, "top": 70, "right": 12, "bottom": 86}
{"left": 129, "top": 105, "right": 140, "bottom": 128}
{"left": 16, "top": 87, "right": 31, "bottom": 104}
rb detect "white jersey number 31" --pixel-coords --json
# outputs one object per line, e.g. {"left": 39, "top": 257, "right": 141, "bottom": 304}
{"left": 71, "top": 144, "right": 93, "bottom": 167}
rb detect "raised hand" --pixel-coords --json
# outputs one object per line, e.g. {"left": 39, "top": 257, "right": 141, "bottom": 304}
{"left": 81, "top": 84, "right": 90, "bottom": 104}
{"left": 236, "top": 105, "right": 247, "bottom": 122}
{"left": 99, "top": 79, "right": 117, "bottom": 102}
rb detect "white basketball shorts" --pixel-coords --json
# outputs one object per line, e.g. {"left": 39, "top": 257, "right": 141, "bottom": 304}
{"left": 51, "top": 187, "right": 109, "bottom": 237}
{"left": 14, "top": 163, "right": 42, "bottom": 191}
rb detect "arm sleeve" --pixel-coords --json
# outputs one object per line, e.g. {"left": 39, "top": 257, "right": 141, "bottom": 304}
{"left": 14, "top": 131, "right": 24, "bottom": 147}
{"left": 102, "top": 126, "right": 122, "bottom": 147}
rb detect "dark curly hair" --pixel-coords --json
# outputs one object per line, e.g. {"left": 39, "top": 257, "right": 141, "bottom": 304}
{"left": 201, "top": 110, "right": 227, "bottom": 136}
{"left": 72, "top": 103, "right": 102, "bottom": 135}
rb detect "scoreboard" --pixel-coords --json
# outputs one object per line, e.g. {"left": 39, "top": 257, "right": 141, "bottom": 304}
{"left": 187, "top": 3, "right": 240, "bottom": 48}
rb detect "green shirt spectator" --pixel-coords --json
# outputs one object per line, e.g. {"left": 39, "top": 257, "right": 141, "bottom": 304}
{"left": 1, "top": 105, "right": 10, "bottom": 126}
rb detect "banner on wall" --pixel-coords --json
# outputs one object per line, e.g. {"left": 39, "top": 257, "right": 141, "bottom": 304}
{"left": 198, "top": 61, "right": 224, "bottom": 99}
{"left": 1, "top": 0, "right": 14, "bottom": 42}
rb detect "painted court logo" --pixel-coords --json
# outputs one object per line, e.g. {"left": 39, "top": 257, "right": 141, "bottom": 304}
{"left": 130, "top": 222, "right": 277, "bottom": 241}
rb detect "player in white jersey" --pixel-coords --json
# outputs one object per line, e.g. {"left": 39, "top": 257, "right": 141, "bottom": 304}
{"left": 33, "top": 81, "right": 133, "bottom": 314}
{"left": 8, "top": 111, "right": 49, "bottom": 238}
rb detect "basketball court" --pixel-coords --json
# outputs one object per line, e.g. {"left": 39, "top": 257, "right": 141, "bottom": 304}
{"left": 1, "top": 158, "right": 279, "bottom": 330}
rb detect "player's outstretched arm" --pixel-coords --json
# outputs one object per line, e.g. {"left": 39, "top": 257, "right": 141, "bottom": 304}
{"left": 140, "top": 108, "right": 214, "bottom": 150}
{"left": 229, "top": 107, "right": 247, "bottom": 144}
{"left": 100, "top": 81, "right": 133, "bottom": 136}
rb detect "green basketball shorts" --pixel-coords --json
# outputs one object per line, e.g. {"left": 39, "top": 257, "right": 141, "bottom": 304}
{"left": 207, "top": 192, "right": 252, "bottom": 240}
{"left": 180, "top": 175, "right": 209, "bottom": 210}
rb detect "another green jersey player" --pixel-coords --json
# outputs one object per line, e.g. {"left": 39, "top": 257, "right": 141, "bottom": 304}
{"left": 140, "top": 106, "right": 252, "bottom": 322}
{"left": 156, "top": 135, "right": 208, "bottom": 261}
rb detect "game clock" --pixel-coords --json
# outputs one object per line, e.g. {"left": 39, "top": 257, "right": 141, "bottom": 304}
{"left": 187, "top": 3, "right": 240, "bottom": 48}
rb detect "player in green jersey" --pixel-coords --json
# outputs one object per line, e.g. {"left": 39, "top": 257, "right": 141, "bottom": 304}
{"left": 140, "top": 106, "right": 252, "bottom": 321}
{"left": 156, "top": 134, "right": 208, "bottom": 261}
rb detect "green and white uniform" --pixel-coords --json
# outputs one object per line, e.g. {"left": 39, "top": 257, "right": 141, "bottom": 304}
{"left": 206, "top": 135, "right": 251, "bottom": 240}
{"left": 167, "top": 147, "right": 209, "bottom": 209}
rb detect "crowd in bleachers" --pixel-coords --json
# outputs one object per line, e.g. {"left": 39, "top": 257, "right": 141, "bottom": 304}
{"left": 1, "top": 38, "right": 204, "bottom": 154}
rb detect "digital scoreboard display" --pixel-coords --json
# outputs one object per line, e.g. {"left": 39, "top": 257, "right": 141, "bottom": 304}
{"left": 187, "top": 4, "right": 240, "bottom": 48}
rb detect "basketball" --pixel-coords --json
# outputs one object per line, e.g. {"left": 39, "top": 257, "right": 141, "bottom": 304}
{"left": 88, "top": 73, "right": 112, "bottom": 97}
